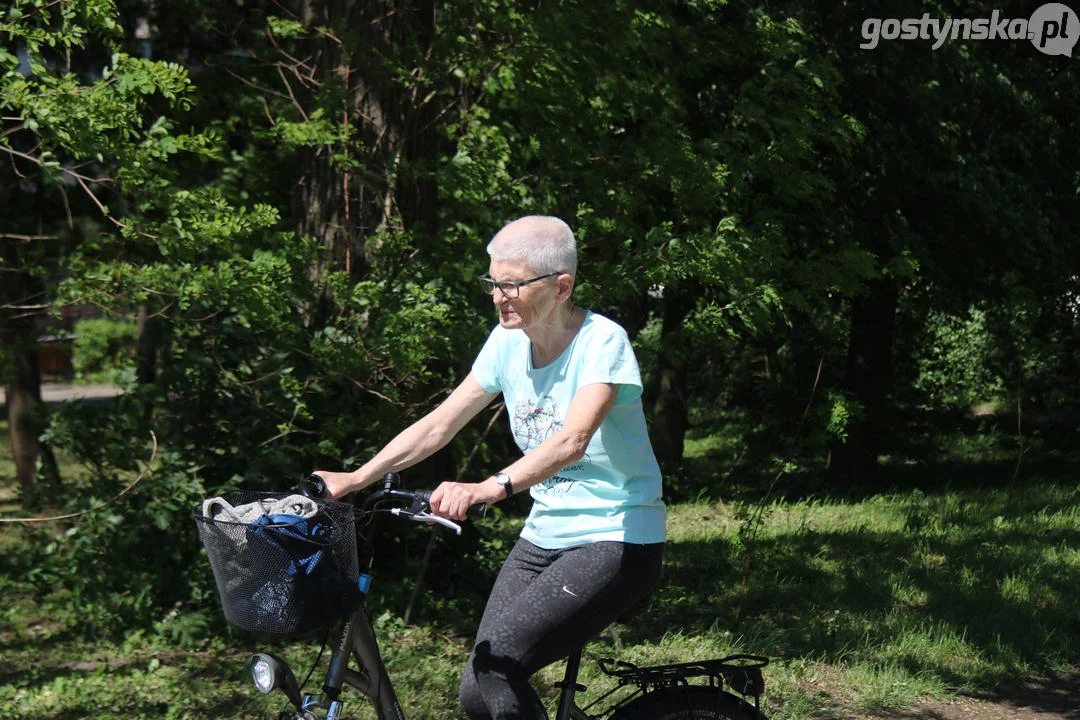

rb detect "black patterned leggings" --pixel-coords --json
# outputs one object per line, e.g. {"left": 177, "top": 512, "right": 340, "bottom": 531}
{"left": 459, "top": 538, "right": 665, "bottom": 720}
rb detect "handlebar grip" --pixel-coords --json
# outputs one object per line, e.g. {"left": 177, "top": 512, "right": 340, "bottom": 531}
{"left": 301, "top": 474, "right": 329, "bottom": 500}
{"left": 413, "top": 489, "right": 488, "bottom": 519}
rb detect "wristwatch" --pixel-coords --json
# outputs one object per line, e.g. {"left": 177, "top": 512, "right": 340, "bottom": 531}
{"left": 494, "top": 472, "right": 514, "bottom": 499}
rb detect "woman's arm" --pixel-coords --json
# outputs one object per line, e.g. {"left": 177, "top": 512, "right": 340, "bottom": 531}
{"left": 430, "top": 382, "right": 619, "bottom": 519}
{"left": 315, "top": 372, "right": 498, "bottom": 499}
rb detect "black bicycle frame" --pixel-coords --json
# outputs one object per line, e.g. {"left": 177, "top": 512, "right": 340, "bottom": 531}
{"left": 325, "top": 603, "right": 405, "bottom": 720}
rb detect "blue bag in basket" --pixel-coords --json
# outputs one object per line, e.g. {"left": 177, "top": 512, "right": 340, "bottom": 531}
{"left": 243, "top": 512, "right": 360, "bottom": 632}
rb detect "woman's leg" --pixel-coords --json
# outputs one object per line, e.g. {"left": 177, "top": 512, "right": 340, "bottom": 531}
{"left": 460, "top": 539, "right": 551, "bottom": 720}
{"left": 460, "top": 539, "right": 663, "bottom": 720}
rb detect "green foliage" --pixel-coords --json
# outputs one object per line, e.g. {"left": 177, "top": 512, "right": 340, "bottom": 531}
{"left": 913, "top": 307, "right": 1005, "bottom": 410}
{"left": 71, "top": 317, "right": 138, "bottom": 383}
{"left": 1, "top": 0, "right": 122, "bottom": 54}
{"left": 984, "top": 289, "right": 1080, "bottom": 413}
{"left": 825, "top": 392, "right": 861, "bottom": 442}
{"left": 3, "top": 32, "right": 210, "bottom": 188}
{"left": 28, "top": 400, "right": 208, "bottom": 636}
{"left": 3, "top": 0, "right": 329, "bottom": 633}
{"left": 270, "top": 108, "right": 344, "bottom": 148}
{"left": 462, "top": 0, "right": 861, "bottom": 336}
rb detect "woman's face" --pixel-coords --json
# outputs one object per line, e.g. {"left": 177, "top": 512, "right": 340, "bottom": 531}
{"left": 487, "top": 258, "right": 561, "bottom": 331}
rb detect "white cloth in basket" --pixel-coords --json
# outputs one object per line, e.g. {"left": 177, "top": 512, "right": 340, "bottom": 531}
{"left": 202, "top": 494, "right": 319, "bottom": 524}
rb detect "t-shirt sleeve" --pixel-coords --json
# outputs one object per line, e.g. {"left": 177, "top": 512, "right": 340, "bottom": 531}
{"left": 577, "top": 323, "right": 643, "bottom": 401}
{"left": 471, "top": 326, "right": 503, "bottom": 393}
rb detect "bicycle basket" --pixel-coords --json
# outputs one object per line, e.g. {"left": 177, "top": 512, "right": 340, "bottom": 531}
{"left": 194, "top": 490, "right": 362, "bottom": 634}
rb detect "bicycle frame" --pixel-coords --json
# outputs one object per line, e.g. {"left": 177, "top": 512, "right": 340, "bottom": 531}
{"left": 258, "top": 598, "right": 586, "bottom": 720}
{"left": 238, "top": 475, "right": 769, "bottom": 719}
{"left": 326, "top": 605, "right": 404, "bottom": 719}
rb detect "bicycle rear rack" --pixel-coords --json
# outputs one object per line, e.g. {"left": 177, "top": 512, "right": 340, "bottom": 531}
{"left": 597, "top": 654, "right": 768, "bottom": 697}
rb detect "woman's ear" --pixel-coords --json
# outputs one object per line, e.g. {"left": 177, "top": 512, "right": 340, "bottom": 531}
{"left": 557, "top": 272, "right": 575, "bottom": 302}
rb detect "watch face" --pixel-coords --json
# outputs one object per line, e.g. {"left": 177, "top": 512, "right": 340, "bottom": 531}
{"left": 496, "top": 473, "right": 512, "bottom": 497}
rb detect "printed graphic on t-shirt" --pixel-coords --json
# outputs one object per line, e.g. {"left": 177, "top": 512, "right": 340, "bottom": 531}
{"left": 512, "top": 396, "right": 593, "bottom": 496}
{"left": 512, "top": 396, "right": 561, "bottom": 450}
{"left": 538, "top": 461, "right": 588, "bottom": 495}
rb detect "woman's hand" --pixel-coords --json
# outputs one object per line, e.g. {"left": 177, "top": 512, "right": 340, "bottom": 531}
{"left": 429, "top": 479, "right": 501, "bottom": 521}
{"left": 310, "top": 470, "right": 361, "bottom": 500}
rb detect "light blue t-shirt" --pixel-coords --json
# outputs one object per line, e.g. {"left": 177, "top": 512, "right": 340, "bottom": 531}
{"left": 471, "top": 311, "right": 666, "bottom": 549}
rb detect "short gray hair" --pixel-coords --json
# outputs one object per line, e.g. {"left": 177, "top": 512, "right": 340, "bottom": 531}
{"left": 486, "top": 215, "right": 578, "bottom": 278}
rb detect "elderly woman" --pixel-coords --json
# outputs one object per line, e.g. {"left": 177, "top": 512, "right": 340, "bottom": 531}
{"left": 316, "top": 215, "right": 666, "bottom": 720}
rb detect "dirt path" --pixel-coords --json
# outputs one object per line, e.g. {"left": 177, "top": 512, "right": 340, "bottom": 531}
{"left": 0, "top": 382, "right": 123, "bottom": 408}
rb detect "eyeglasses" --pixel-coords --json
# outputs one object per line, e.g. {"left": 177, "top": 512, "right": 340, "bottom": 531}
{"left": 478, "top": 272, "right": 561, "bottom": 298}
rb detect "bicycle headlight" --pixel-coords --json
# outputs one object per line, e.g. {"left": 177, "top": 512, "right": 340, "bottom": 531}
{"left": 249, "top": 652, "right": 304, "bottom": 710}
{"left": 250, "top": 653, "right": 284, "bottom": 694}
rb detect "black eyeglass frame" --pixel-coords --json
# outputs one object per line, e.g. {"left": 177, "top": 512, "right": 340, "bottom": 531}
{"left": 478, "top": 272, "right": 562, "bottom": 298}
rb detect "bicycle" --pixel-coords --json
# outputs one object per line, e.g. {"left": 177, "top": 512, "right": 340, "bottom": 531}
{"left": 194, "top": 472, "right": 769, "bottom": 720}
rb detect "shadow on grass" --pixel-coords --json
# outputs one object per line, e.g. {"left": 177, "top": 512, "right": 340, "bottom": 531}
{"left": 628, "top": 476, "right": 1079, "bottom": 710}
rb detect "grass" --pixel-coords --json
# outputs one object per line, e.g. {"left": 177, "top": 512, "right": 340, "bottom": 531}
{"left": 1, "top": 413, "right": 1078, "bottom": 719}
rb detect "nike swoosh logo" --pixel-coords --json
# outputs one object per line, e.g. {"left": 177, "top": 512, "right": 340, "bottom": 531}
{"left": 562, "top": 586, "right": 579, "bottom": 597}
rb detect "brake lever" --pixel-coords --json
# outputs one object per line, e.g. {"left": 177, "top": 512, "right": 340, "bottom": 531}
{"left": 389, "top": 507, "right": 463, "bottom": 535}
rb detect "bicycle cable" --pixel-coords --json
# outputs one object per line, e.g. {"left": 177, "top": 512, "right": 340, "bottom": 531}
{"left": 300, "top": 627, "right": 331, "bottom": 692}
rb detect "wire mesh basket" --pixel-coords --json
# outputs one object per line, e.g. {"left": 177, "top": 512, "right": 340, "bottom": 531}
{"left": 194, "top": 490, "right": 362, "bottom": 634}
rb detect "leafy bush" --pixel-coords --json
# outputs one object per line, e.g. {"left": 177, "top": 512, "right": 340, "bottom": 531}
{"left": 984, "top": 293, "right": 1080, "bottom": 414}
{"left": 40, "top": 215, "right": 488, "bottom": 640}
{"left": 29, "top": 396, "right": 211, "bottom": 638}
{"left": 71, "top": 317, "right": 138, "bottom": 384}
{"left": 912, "top": 307, "right": 1005, "bottom": 410}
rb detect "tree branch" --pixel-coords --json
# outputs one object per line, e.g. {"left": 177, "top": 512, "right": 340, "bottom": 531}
{"left": 0, "top": 233, "right": 60, "bottom": 241}
{"left": 0, "top": 433, "right": 158, "bottom": 524}
{"left": 0, "top": 145, "right": 159, "bottom": 240}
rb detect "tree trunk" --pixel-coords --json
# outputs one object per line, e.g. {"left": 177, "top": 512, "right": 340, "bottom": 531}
{"left": 135, "top": 303, "right": 157, "bottom": 386}
{"left": 828, "top": 279, "right": 898, "bottom": 485}
{"left": 290, "top": 0, "right": 438, "bottom": 323}
{"left": 1, "top": 267, "right": 61, "bottom": 500}
{"left": 134, "top": 302, "right": 159, "bottom": 420}
{"left": 649, "top": 285, "right": 694, "bottom": 481}
{"left": 5, "top": 346, "right": 61, "bottom": 498}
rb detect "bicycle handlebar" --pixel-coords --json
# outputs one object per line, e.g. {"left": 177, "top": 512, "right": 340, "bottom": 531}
{"left": 298, "top": 474, "right": 330, "bottom": 500}
{"left": 407, "top": 488, "right": 489, "bottom": 519}
{"left": 300, "top": 473, "right": 487, "bottom": 536}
